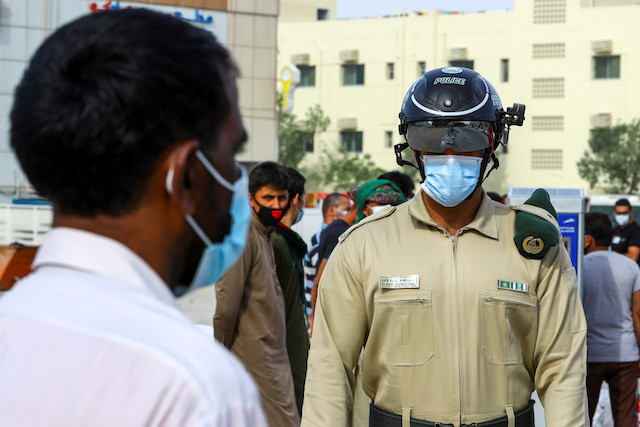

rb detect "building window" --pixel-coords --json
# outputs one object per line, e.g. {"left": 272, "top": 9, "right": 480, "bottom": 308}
{"left": 301, "top": 132, "right": 314, "bottom": 153}
{"left": 533, "top": 0, "right": 566, "bottom": 24}
{"left": 341, "top": 131, "right": 363, "bottom": 152}
{"left": 532, "top": 116, "right": 564, "bottom": 131}
{"left": 532, "top": 77, "right": 564, "bottom": 98}
{"left": 386, "top": 63, "right": 395, "bottom": 80}
{"left": 501, "top": 59, "right": 509, "bottom": 82}
{"left": 533, "top": 43, "right": 565, "bottom": 59}
{"left": 342, "top": 64, "right": 364, "bottom": 85}
{"left": 593, "top": 55, "right": 620, "bottom": 79}
{"left": 299, "top": 65, "right": 316, "bottom": 87}
{"left": 417, "top": 61, "right": 426, "bottom": 76}
{"left": 449, "top": 60, "right": 474, "bottom": 70}
{"left": 317, "top": 8, "right": 329, "bottom": 20}
{"left": 531, "top": 149, "right": 563, "bottom": 170}
{"left": 385, "top": 131, "right": 393, "bottom": 148}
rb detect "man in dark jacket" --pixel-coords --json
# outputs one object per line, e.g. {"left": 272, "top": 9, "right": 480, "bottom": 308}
{"left": 271, "top": 166, "right": 310, "bottom": 415}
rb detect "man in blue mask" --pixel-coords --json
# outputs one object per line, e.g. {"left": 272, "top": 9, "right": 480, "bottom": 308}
{"left": 0, "top": 9, "right": 265, "bottom": 426}
{"left": 303, "top": 67, "right": 588, "bottom": 426}
{"left": 215, "top": 161, "right": 300, "bottom": 427}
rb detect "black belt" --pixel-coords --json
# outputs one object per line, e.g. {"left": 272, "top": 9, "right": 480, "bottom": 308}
{"left": 369, "top": 400, "right": 535, "bottom": 427}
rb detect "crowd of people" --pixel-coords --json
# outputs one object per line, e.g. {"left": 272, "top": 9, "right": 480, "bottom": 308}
{"left": 1, "top": 7, "right": 639, "bottom": 427}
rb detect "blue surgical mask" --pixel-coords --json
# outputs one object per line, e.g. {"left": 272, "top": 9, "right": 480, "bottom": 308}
{"left": 295, "top": 205, "right": 305, "bottom": 224}
{"left": 420, "top": 155, "right": 482, "bottom": 207}
{"left": 166, "top": 150, "right": 250, "bottom": 292}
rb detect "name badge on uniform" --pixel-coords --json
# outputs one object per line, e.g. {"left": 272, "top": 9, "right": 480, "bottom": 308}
{"left": 612, "top": 236, "right": 621, "bottom": 245}
{"left": 497, "top": 280, "right": 528, "bottom": 293}
{"left": 379, "top": 275, "right": 420, "bottom": 289}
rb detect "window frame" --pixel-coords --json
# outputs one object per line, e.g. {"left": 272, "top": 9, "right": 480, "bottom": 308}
{"left": 342, "top": 64, "right": 365, "bottom": 86}
{"left": 417, "top": 61, "right": 426, "bottom": 76}
{"left": 340, "top": 131, "right": 363, "bottom": 153}
{"left": 386, "top": 62, "right": 395, "bottom": 80}
{"left": 301, "top": 131, "right": 314, "bottom": 153}
{"left": 501, "top": 58, "right": 509, "bottom": 82}
{"left": 449, "top": 59, "right": 474, "bottom": 70}
{"left": 385, "top": 130, "right": 393, "bottom": 148}
{"left": 298, "top": 65, "right": 316, "bottom": 87}
{"left": 593, "top": 55, "right": 620, "bottom": 80}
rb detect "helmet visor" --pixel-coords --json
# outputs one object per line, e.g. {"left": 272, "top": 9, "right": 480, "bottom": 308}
{"left": 406, "top": 121, "right": 492, "bottom": 153}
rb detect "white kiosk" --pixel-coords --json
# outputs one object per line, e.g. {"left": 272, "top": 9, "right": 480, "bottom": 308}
{"left": 508, "top": 187, "right": 586, "bottom": 426}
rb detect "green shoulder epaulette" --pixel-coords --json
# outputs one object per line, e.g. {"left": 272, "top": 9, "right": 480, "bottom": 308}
{"left": 511, "top": 188, "right": 561, "bottom": 259}
{"left": 338, "top": 206, "right": 397, "bottom": 244}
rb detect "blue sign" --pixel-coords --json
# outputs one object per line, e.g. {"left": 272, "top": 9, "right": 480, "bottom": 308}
{"left": 558, "top": 213, "right": 579, "bottom": 271}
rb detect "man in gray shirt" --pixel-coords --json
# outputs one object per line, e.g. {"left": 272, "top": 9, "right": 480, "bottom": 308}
{"left": 583, "top": 212, "right": 640, "bottom": 426}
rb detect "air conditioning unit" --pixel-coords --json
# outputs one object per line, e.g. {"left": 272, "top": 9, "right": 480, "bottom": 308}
{"left": 590, "top": 113, "right": 612, "bottom": 128}
{"left": 291, "top": 54, "right": 310, "bottom": 66}
{"left": 338, "top": 118, "right": 358, "bottom": 130}
{"left": 339, "top": 50, "right": 359, "bottom": 63}
{"left": 591, "top": 40, "right": 613, "bottom": 54}
{"left": 448, "top": 48, "right": 468, "bottom": 61}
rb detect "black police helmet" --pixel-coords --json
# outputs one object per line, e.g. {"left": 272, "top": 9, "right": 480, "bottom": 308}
{"left": 399, "top": 67, "right": 502, "bottom": 134}
{"left": 395, "top": 67, "right": 525, "bottom": 182}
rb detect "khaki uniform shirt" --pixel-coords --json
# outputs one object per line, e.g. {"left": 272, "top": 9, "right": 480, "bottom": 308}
{"left": 215, "top": 216, "right": 299, "bottom": 427}
{"left": 302, "top": 193, "right": 587, "bottom": 427}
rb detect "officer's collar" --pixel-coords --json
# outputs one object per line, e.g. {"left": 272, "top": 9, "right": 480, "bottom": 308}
{"left": 408, "top": 190, "right": 499, "bottom": 240}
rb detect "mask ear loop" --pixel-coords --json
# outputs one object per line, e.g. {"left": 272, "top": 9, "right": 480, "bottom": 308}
{"left": 166, "top": 147, "right": 216, "bottom": 247}
{"left": 165, "top": 153, "right": 177, "bottom": 196}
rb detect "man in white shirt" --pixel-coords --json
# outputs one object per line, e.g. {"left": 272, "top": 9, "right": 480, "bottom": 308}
{"left": 0, "top": 9, "right": 266, "bottom": 426}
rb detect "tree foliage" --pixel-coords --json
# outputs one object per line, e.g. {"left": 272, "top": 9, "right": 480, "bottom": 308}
{"left": 277, "top": 96, "right": 330, "bottom": 169}
{"left": 308, "top": 147, "right": 386, "bottom": 192}
{"left": 577, "top": 120, "right": 640, "bottom": 193}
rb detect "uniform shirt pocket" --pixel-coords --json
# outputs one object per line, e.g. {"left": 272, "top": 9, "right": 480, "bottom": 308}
{"left": 372, "top": 289, "right": 434, "bottom": 366}
{"left": 480, "top": 290, "right": 538, "bottom": 365}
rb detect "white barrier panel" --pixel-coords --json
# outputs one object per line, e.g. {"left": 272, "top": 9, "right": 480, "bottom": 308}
{"left": 0, "top": 204, "right": 53, "bottom": 246}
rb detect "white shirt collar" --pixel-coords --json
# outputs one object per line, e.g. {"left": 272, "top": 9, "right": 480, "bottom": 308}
{"left": 33, "top": 227, "right": 178, "bottom": 308}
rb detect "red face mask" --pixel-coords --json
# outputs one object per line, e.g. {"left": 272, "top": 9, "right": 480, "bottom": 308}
{"left": 253, "top": 200, "right": 288, "bottom": 226}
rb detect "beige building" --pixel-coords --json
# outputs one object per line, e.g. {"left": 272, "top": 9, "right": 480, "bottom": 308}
{"left": 279, "top": 0, "right": 335, "bottom": 22}
{"left": 278, "top": 0, "right": 640, "bottom": 195}
{"left": 0, "top": 0, "right": 278, "bottom": 191}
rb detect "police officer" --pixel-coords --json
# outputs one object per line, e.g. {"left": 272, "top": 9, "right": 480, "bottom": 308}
{"left": 301, "top": 67, "right": 587, "bottom": 426}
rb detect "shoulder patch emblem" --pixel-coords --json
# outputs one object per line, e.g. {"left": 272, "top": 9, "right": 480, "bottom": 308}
{"left": 522, "top": 236, "right": 544, "bottom": 255}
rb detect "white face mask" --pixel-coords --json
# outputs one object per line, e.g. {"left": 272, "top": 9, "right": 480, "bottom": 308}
{"left": 370, "top": 204, "right": 390, "bottom": 215}
{"left": 615, "top": 214, "right": 630, "bottom": 227}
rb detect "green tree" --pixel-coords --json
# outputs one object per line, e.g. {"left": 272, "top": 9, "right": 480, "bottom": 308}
{"left": 577, "top": 119, "right": 640, "bottom": 193}
{"left": 277, "top": 96, "right": 330, "bottom": 169}
{"left": 311, "top": 147, "right": 386, "bottom": 192}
